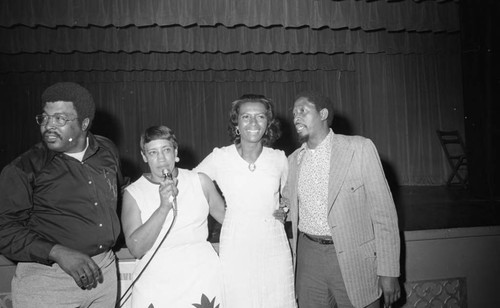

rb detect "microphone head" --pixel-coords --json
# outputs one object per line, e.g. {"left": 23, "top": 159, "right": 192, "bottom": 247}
{"left": 162, "top": 169, "right": 173, "bottom": 180}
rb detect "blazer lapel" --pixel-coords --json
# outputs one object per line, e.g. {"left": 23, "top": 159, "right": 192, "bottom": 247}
{"left": 327, "top": 135, "right": 354, "bottom": 216}
{"left": 289, "top": 147, "right": 304, "bottom": 226}
{"left": 287, "top": 148, "right": 304, "bottom": 258}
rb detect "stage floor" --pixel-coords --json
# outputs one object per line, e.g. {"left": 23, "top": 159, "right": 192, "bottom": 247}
{"left": 394, "top": 185, "right": 500, "bottom": 231}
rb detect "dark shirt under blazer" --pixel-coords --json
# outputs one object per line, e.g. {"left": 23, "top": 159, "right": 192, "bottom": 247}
{"left": 0, "top": 133, "right": 122, "bottom": 265}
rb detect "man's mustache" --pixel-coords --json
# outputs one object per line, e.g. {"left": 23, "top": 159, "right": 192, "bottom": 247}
{"left": 43, "top": 130, "right": 61, "bottom": 139}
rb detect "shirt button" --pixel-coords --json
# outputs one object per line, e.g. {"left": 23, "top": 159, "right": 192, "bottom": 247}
{"left": 94, "top": 202, "right": 98, "bottom": 206}
{"left": 88, "top": 181, "right": 92, "bottom": 184}
{"left": 99, "top": 223, "right": 103, "bottom": 227}
{"left": 99, "top": 245, "right": 103, "bottom": 249}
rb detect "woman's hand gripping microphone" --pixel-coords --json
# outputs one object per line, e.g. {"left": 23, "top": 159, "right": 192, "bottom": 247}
{"left": 160, "top": 169, "right": 178, "bottom": 211}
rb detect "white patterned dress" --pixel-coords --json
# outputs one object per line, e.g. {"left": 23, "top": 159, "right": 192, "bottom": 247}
{"left": 196, "top": 145, "right": 297, "bottom": 308}
{"left": 125, "top": 169, "right": 222, "bottom": 308}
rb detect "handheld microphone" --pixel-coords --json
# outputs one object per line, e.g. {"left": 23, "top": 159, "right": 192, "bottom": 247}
{"left": 162, "top": 169, "right": 175, "bottom": 203}
{"left": 162, "top": 169, "right": 173, "bottom": 181}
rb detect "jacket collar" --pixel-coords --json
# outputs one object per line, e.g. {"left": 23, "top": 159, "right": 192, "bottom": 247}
{"left": 326, "top": 134, "right": 354, "bottom": 215}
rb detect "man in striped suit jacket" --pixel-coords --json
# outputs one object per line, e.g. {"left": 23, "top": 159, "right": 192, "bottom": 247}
{"left": 283, "top": 91, "right": 401, "bottom": 308}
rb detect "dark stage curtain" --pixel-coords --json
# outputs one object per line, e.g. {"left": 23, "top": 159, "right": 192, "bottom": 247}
{"left": 0, "top": 0, "right": 459, "bottom": 30}
{"left": 0, "top": 0, "right": 463, "bottom": 185}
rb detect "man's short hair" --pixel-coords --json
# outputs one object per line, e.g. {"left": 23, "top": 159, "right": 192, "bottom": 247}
{"left": 41, "top": 82, "right": 95, "bottom": 124}
{"left": 295, "top": 90, "right": 333, "bottom": 125}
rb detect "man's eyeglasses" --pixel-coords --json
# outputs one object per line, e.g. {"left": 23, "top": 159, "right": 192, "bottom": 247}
{"left": 35, "top": 114, "right": 78, "bottom": 127}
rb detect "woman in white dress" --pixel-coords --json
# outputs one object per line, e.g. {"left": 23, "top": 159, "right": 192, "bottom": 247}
{"left": 121, "top": 126, "right": 226, "bottom": 308}
{"left": 195, "top": 95, "right": 297, "bottom": 308}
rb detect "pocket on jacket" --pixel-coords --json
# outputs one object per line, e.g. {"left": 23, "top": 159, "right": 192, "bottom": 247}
{"left": 359, "top": 239, "right": 378, "bottom": 281}
{"left": 359, "top": 239, "right": 377, "bottom": 259}
{"left": 343, "top": 179, "right": 364, "bottom": 193}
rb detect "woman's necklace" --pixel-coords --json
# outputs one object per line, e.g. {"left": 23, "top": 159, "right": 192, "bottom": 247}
{"left": 248, "top": 162, "right": 256, "bottom": 172}
{"left": 237, "top": 143, "right": 260, "bottom": 172}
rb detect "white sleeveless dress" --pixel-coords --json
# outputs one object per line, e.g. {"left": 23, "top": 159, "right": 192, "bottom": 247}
{"left": 126, "top": 169, "right": 222, "bottom": 308}
{"left": 196, "top": 145, "right": 297, "bottom": 308}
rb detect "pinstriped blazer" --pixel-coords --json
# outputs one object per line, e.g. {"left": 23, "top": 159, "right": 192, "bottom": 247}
{"left": 284, "top": 133, "right": 400, "bottom": 308}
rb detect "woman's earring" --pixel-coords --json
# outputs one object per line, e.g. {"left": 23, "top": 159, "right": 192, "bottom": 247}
{"left": 175, "top": 157, "right": 180, "bottom": 163}
{"left": 235, "top": 127, "right": 240, "bottom": 136}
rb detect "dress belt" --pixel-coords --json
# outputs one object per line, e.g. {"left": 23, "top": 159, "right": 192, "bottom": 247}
{"left": 303, "top": 233, "right": 334, "bottom": 245}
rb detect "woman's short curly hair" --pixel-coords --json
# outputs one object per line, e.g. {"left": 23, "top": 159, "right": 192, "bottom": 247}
{"left": 41, "top": 82, "right": 95, "bottom": 126}
{"left": 227, "top": 94, "right": 281, "bottom": 146}
{"left": 140, "top": 125, "right": 178, "bottom": 153}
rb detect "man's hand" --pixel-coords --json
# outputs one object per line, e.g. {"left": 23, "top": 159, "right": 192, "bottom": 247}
{"left": 49, "top": 245, "right": 102, "bottom": 290}
{"left": 273, "top": 198, "right": 290, "bottom": 224}
{"left": 378, "top": 276, "right": 401, "bottom": 307}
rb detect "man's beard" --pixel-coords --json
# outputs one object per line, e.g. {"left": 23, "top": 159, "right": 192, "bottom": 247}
{"left": 297, "top": 133, "right": 309, "bottom": 144}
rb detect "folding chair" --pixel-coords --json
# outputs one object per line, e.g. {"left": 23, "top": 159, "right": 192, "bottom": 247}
{"left": 436, "top": 130, "right": 468, "bottom": 188}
